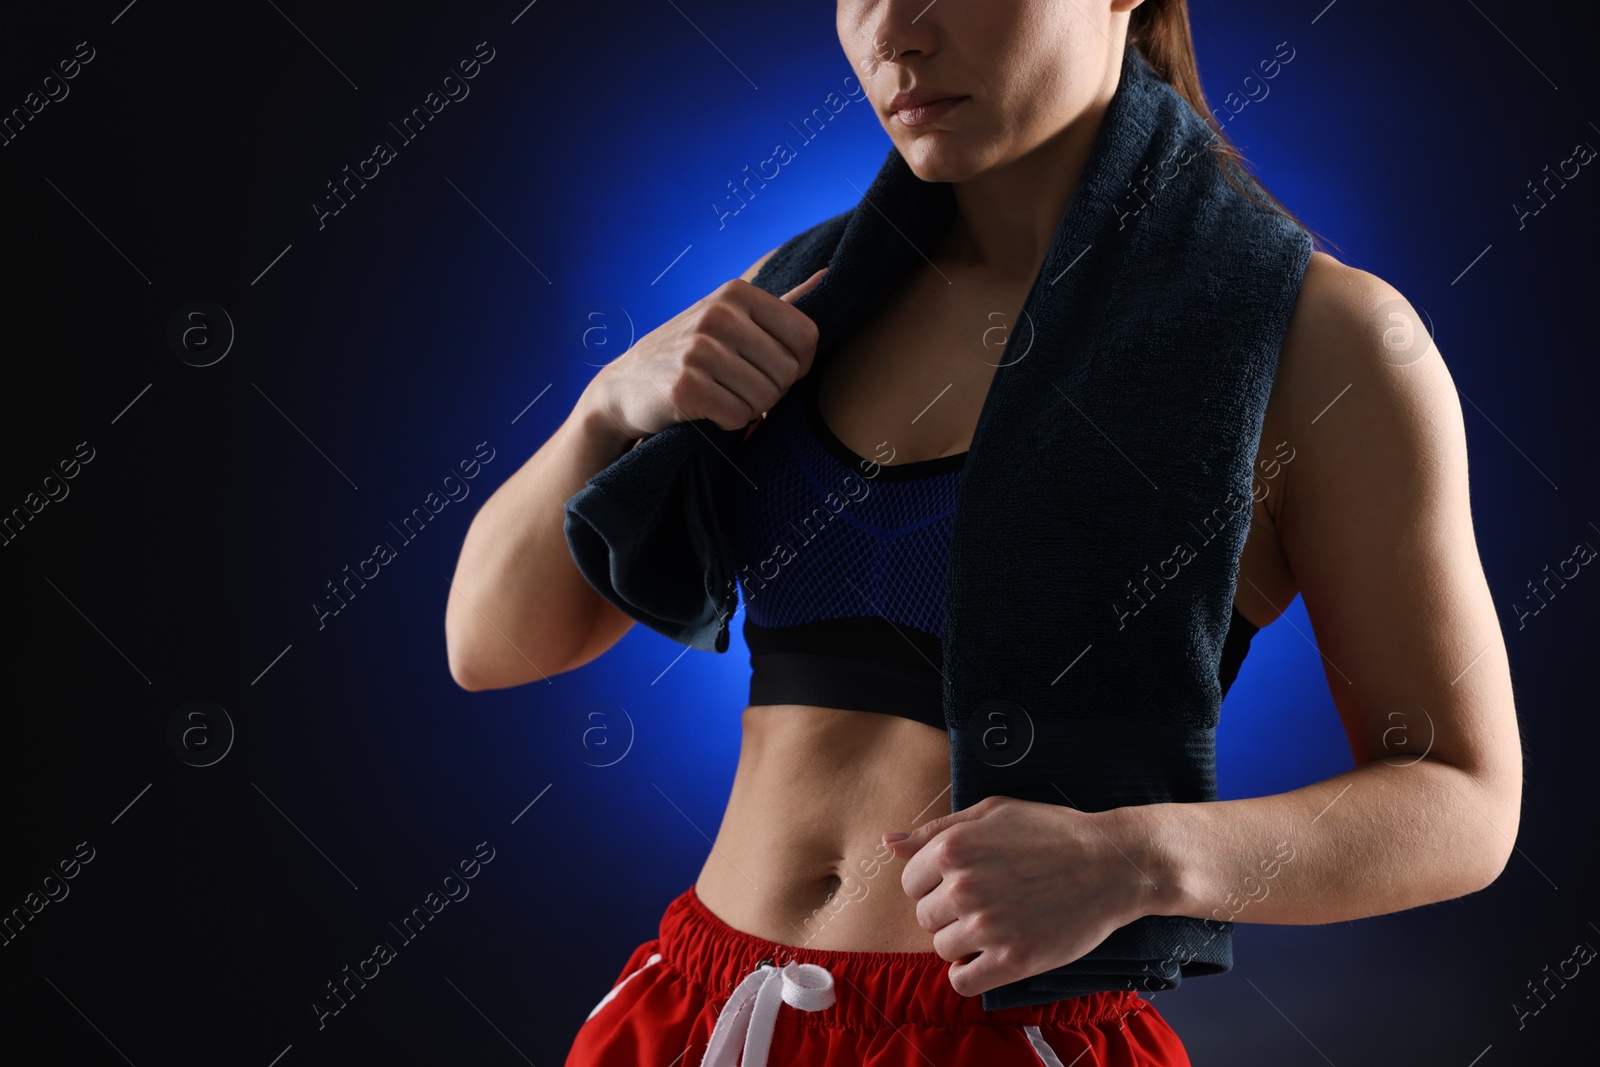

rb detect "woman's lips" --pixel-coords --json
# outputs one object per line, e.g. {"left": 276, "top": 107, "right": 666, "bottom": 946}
{"left": 893, "top": 96, "right": 968, "bottom": 127}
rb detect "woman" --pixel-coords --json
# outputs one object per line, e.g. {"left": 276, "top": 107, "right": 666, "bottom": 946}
{"left": 446, "top": 0, "right": 1523, "bottom": 1063}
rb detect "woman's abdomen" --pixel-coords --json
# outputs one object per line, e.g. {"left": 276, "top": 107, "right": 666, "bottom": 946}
{"left": 692, "top": 703, "right": 954, "bottom": 953}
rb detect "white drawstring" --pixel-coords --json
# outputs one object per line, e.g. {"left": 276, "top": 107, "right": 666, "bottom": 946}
{"left": 1022, "top": 1023, "right": 1079, "bottom": 1066}
{"left": 586, "top": 951, "right": 663, "bottom": 1021}
{"left": 696, "top": 958, "right": 836, "bottom": 1067}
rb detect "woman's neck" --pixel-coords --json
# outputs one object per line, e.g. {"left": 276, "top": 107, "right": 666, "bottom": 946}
{"left": 939, "top": 67, "right": 1121, "bottom": 278}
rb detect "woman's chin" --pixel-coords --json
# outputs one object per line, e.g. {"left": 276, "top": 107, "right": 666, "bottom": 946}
{"left": 892, "top": 138, "right": 990, "bottom": 184}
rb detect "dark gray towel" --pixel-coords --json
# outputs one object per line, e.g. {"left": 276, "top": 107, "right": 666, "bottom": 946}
{"left": 566, "top": 41, "right": 1313, "bottom": 1010}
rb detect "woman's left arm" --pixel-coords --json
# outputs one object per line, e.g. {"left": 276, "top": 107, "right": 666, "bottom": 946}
{"left": 885, "top": 256, "right": 1526, "bottom": 997}
{"left": 1128, "top": 256, "right": 1525, "bottom": 928}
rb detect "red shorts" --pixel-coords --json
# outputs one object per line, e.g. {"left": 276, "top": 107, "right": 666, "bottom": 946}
{"left": 564, "top": 884, "right": 1191, "bottom": 1066}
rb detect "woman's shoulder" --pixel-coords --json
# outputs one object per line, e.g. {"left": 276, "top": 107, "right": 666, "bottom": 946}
{"left": 1264, "top": 248, "right": 1467, "bottom": 520}
{"left": 1276, "top": 249, "right": 1448, "bottom": 403}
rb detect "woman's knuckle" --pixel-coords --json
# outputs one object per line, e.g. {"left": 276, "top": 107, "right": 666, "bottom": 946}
{"left": 683, "top": 336, "right": 722, "bottom": 371}
{"left": 797, "top": 315, "right": 820, "bottom": 350}
{"left": 940, "top": 828, "right": 972, "bottom": 862}
{"left": 697, "top": 300, "right": 734, "bottom": 332}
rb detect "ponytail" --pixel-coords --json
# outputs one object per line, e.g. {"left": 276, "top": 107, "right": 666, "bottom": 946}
{"left": 1128, "top": 0, "right": 1334, "bottom": 254}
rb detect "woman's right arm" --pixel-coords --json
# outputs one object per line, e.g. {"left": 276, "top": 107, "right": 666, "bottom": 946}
{"left": 445, "top": 247, "right": 822, "bottom": 690}
{"left": 443, "top": 377, "right": 637, "bottom": 691}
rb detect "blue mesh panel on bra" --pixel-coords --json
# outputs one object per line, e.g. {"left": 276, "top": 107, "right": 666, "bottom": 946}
{"left": 724, "top": 373, "right": 962, "bottom": 638}
{"left": 715, "top": 372, "right": 1258, "bottom": 729}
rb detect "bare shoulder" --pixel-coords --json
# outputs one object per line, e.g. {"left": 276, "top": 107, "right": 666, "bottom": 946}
{"left": 1275, "top": 250, "right": 1453, "bottom": 412}
{"left": 1242, "top": 249, "right": 1470, "bottom": 623}
{"left": 1264, "top": 249, "right": 1465, "bottom": 517}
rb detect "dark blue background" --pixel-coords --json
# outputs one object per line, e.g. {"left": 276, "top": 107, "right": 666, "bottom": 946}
{"left": 1, "top": 1, "right": 1593, "bottom": 1064}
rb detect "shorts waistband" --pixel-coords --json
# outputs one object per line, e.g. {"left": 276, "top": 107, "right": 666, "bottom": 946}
{"left": 656, "top": 883, "right": 1150, "bottom": 1031}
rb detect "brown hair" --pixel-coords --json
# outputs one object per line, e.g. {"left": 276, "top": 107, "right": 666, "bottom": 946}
{"left": 1128, "top": 0, "right": 1334, "bottom": 254}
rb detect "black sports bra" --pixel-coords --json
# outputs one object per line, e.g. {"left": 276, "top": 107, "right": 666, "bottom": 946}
{"left": 720, "top": 372, "right": 1259, "bottom": 729}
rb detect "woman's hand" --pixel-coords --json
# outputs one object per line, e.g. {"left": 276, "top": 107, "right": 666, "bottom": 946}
{"left": 882, "top": 794, "right": 1168, "bottom": 997}
{"left": 587, "top": 268, "right": 828, "bottom": 440}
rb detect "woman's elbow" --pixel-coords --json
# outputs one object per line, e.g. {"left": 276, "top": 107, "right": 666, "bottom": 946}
{"left": 444, "top": 608, "right": 576, "bottom": 691}
{"left": 445, "top": 616, "right": 489, "bottom": 691}
{"left": 444, "top": 597, "right": 509, "bottom": 691}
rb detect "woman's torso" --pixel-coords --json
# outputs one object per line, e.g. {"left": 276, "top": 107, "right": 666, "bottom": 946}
{"left": 693, "top": 246, "right": 1304, "bottom": 953}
